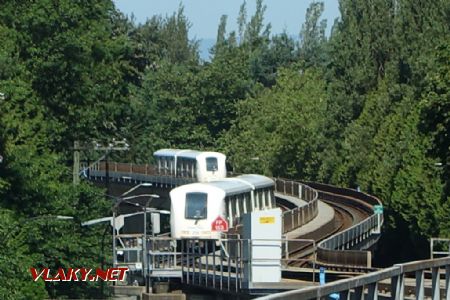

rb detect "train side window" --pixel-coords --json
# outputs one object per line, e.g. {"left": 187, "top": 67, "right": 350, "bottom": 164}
{"left": 226, "top": 197, "right": 233, "bottom": 225}
{"left": 231, "top": 196, "right": 236, "bottom": 218}
{"left": 258, "top": 191, "right": 264, "bottom": 210}
{"left": 163, "top": 158, "right": 167, "bottom": 175}
{"left": 185, "top": 193, "right": 207, "bottom": 220}
{"left": 236, "top": 195, "right": 241, "bottom": 218}
{"left": 177, "top": 159, "right": 183, "bottom": 177}
{"left": 191, "top": 159, "right": 196, "bottom": 178}
{"left": 206, "top": 157, "right": 218, "bottom": 172}
{"left": 262, "top": 189, "right": 266, "bottom": 208}
{"left": 242, "top": 193, "right": 248, "bottom": 214}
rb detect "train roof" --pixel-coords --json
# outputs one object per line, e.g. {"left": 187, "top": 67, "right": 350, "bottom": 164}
{"left": 154, "top": 149, "right": 225, "bottom": 159}
{"left": 236, "top": 174, "right": 275, "bottom": 189}
{"left": 207, "top": 179, "right": 254, "bottom": 195}
{"left": 171, "top": 175, "right": 274, "bottom": 197}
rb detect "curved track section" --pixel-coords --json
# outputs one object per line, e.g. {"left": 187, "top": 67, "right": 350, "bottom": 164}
{"left": 305, "top": 182, "right": 384, "bottom": 269}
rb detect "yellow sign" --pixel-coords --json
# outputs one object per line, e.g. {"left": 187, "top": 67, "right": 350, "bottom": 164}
{"left": 259, "top": 216, "right": 275, "bottom": 224}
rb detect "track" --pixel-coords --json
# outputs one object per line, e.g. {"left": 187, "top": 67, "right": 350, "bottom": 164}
{"left": 285, "top": 193, "right": 373, "bottom": 269}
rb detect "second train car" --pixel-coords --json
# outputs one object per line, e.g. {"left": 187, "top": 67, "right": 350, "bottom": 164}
{"left": 153, "top": 149, "right": 226, "bottom": 182}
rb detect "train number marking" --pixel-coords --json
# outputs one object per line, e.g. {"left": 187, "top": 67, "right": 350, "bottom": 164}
{"left": 211, "top": 216, "right": 229, "bottom": 232}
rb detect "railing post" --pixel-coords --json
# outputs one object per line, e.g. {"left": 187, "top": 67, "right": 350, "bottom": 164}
{"left": 432, "top": 267, "right": 440, "bottom": 300}
{"left": 430, "top": 238, "right": 434, "bottom": 259}
{"left": 205, "top": 240, "right": 209, "bottom": 287}
{"left": 354, "top": 286, "right": 363, "bottom": 299}
{"left": 367, "top": 282, "right": 378, "bottom": 300}
{"left": 391, "top": 267, "right": 405, "bottom": 300}
{"left": 415, "top": 270, "right": 425, "bottom": 300}
{"left": 445, "top": 265, "right": 450, "bottom": 300}
{"left": 339, "top": 290, "right": 350, "bottom": 300}
{"left": 291, "top": 210, "right": 294, "bottom": 229}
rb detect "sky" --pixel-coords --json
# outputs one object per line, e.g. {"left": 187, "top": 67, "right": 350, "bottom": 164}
{"left": 113, "top": 0, "right": 341, "bottom": 40}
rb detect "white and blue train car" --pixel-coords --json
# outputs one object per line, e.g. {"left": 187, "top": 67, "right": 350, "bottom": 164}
{"left": 153, "top": 149, "right": 226, "bottom": 183}
{"left": 170, "top": 174, "right": 276, "bottom": 239}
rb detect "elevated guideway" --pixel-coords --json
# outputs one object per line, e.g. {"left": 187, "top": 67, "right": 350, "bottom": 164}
{"left": 83, "top": 161, "right": 382, "bottom": 268}
{"left": 82, "top": 160, "right": 386, "bottom": 297}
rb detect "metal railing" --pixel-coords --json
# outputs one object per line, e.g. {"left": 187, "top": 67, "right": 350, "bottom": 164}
{"left": 83, "top": 161, "right": 196, "bottom": 187}
{"left": 303, "top": 182, "right": 383, "bottom": 268}
{"left": 431, "top": 238, "right": 450, "bottom": 259}
{"left": 115, "top": 234, "right": 182, "bottom": 283}
{"left": 274, "top": 179, "right": 319, "bottom": 233}
{"left": 181, "top": 238, "right": 316, "bottom": 293}
{"left": 258, "top": 256, "right": 450, "bottom": 300}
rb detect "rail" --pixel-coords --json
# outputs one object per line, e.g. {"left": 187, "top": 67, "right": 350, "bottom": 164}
{"left": 259, "top": 256, "right": 450, "bottom": 300}
{"left": 305, "top": 182, "right": 384, "bottom": 268}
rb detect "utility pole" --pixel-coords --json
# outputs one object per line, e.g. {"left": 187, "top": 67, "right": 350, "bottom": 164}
{"left": 72, "top": 139, "right": 129, "bottom": 187}
{"left": 92, "top": 140, "right": 130, "bottom": 195}
{"left": 73, "top": 141, "right": 80, "bottom": 185}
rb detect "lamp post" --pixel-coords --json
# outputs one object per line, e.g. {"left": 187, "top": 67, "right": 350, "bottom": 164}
{"left": 143, "top": 194, "right": 160, "bottom": 293}
{"left": 112, "top": 183, "right": 152, "bottom": 270}
{"left": 115, "top": 193, "right": 161, "bottom": 291}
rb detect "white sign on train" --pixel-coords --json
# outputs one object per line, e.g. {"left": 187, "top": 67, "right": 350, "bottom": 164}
{"left": 211, "top": 215, "right": 228, "bottom": 232}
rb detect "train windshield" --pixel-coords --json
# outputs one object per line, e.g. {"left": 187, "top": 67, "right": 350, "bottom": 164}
{"left": 185, "top": 193, "right": 207, "bottom": 219}
{"left": 206, "top": 157, "right": 218, "bottom": 171}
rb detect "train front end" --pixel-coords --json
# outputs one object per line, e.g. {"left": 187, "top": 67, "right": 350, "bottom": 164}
{"left": 170, "top": 184, "right": 225, "bottom": 240}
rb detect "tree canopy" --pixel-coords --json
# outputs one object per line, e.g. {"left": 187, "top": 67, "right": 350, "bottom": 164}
{"left": 0, "top": 0, "right": 449, "bottom": 296}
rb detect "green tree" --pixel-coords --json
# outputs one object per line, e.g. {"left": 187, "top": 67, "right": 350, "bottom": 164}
{"left": 299, "top": 1, "right": 327, "bottom": 66}
{"left": 222, "top": 67, "right": 327, "bottom": 179}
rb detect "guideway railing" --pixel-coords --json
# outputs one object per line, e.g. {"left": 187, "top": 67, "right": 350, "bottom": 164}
{"left": 82, "top": 161, "right": 196, "bottom": 187}
{"left": 274, "top": 178, "right": 319, "bottom": 234}
{"left": 305, "top": 182, "right": 384, "bottom": 268}
{"left": 259, "top": 256, "right": 450, "bottom": 300}
{"left": 181, "top": 238, "right": 316, "bottom": 293}
{"left": 115, "top": 234, "right": 182, "bottom": 285}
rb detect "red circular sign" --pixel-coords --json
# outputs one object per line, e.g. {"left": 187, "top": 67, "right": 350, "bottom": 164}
{"left": 211, "top": 216, "right": 229, "bottom": 232}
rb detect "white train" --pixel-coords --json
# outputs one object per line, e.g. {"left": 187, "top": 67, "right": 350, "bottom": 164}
{"left": 170, "top": 174, "right": 276, "bottom": 239}
{"left": 153, "top": 149, "right": 226, "bottom": 182}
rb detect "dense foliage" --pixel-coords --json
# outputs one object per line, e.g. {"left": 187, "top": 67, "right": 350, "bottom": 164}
{"left": 0, "top": 0, "right": 448, "bottom": 297}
